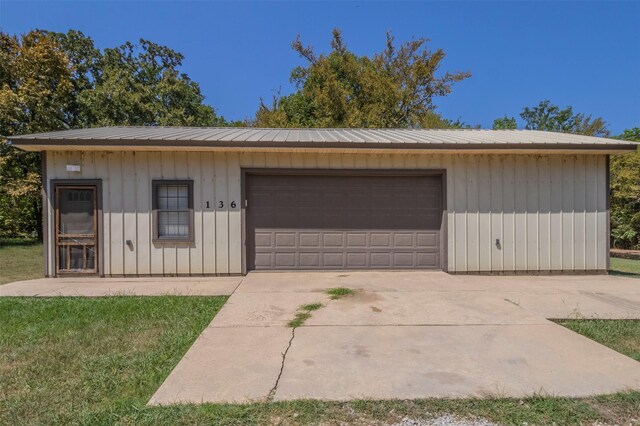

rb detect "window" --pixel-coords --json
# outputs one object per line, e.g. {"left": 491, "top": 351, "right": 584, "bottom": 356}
{"left": 152, "top": 180, "right": 194, "bottom": 242}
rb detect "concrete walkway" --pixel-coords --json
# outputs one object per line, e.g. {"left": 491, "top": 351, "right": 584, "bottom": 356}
{"left": 0, "top": 276, "right": 241, "bottom": 296}
{"left": 149, "top": 271, "right": 640, "bottom": 405}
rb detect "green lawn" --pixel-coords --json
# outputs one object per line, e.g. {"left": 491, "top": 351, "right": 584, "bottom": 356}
{"left": 557, "top": 319, "right": 640, "bottom": 362}
{"left": 610, "top": 257, "right": 640, "bottom": 277}
{"left": 0, "top": 296, "right": 638, "bottom": 426}
{"left": 0, "top": 240, "right": 43, "bottom": 284}
{"left": 0, "top": 296, "right": 227, "bottom": 425}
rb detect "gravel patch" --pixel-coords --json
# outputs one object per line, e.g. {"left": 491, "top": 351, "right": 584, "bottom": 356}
{"left": 389, "top": 414, "right": 499, "bottom": 426}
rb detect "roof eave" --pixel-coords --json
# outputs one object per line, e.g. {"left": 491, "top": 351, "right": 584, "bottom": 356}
{"left": 10, "top": 139, "right": 638, "bottom": 154}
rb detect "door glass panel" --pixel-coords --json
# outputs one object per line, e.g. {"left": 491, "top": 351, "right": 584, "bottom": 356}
{"left": 56, "top": 187, "right": 97, "bottom": 273}
{"left": 69, "top": 246, "right": 84, "bottom": 269}
{"left": 87, "top": 246, "right": 95, "bottom": 270}
{"left": 58, "top": 246, "right": 68, "bottom": 270}
{"left": 59, "top": 189, "right": 95, "bottom": 235}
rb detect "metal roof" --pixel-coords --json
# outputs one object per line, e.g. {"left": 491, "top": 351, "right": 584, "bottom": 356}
{"left": 8, "top": 126, "right": 638, "bottom": 153}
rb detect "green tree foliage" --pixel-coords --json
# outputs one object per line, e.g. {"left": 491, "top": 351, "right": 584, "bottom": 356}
{"left": 610, "top": 128, "right": 640, "bottom": 249}
{"left": 492, "top": 116, "right": 517, "bottom": 130}
{"left": 0, "top": 31, "right": 75, "bottom": 239}
{"left": 0, "top": 30, "right": 229, "bottom": 239}
{"left": 79, "top": 39, "right": 226, "bottom": 126}
{"left": 520, "top": 100, "right": 610, "bottom": 137}
{"left": 256, "top": 29, "right": 471, "bottom": 128}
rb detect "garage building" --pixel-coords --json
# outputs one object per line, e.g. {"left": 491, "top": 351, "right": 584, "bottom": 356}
{"left": 9, "top": 127, "right": 637, "bottom": 276}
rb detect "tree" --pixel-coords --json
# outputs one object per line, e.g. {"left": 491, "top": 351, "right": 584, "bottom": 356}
{"left": 256, "top": 29, "right": 471, "bottom": 128}
{"left": 520, "top": 100, "right": 609, "bottom": 137}
{"left": 0, "top": 30, "right": 231, "bottom": 240}
{"left": 610, "top": 127, "right": 640, "bottom": 249}
{"left": 492, "top": 116, "right": 517, "bottom": 130}
{"left": 79, "top": 39, "right": 226, "bottom": 126}
{"left": 0, "top": 30, "right": 75, "bottom": 239}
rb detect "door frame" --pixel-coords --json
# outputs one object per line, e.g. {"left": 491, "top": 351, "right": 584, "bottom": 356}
{"left": 240, "top": 168, "right": 448, "bottom": 275}
{"left": 50, "top": 179, "right": 103, "bottom": 277}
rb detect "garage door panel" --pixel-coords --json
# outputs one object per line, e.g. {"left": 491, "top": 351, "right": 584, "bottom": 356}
{"left": 254, "top": 252, "right": 273, "bottom": 267}
{"left": 370, "top": 233, "right": 391, "bottom": 247}
{"left": 255, "top": 233, "right": 272, "bottom": 247}
{"left": 417, "top": 253, "right": 438, "bottom": 267}
{"left": 300, "top": 252, "right": 320, "bottom": 267}
{"left": 323, "top": 252, "right": 344, "bottom": 267}
{"left": 299, "top": 233, "right": 320, "bottom": 247}
{"left": 371, "top": 252, "right": 392, "bottom": 267}
{"left": 275, "top": 253, "right": 296, "bottom": 267}
{"left": 346, "top": 233, "right": 367, "bottom": 247}
{"left": 393, "top": 233, "right": 414, "bottom": 247}
{"left": 275, "top": 233, "right": 296, "bottom": 248}
{"left": 247, "top": 174, "right": 443, "bottom": 270}
{"left": 347, "top": 252, "right": 367, "bottom": 267}
{"left": 417, "top": 233, "right": 438, "bottom": 248}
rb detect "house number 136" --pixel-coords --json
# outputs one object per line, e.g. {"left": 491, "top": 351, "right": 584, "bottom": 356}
{"left": 206, "top": 201, "right": 237, "bottom": 209}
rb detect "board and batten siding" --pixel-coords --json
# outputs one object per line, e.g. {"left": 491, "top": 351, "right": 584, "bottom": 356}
{"left": 44, "top": 151, "right": 608, "bottom": 275}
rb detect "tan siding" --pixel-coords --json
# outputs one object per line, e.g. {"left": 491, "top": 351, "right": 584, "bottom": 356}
{"left": 453, "top": 157, "right": 467, "bottom": 271}
{"left": 148, "top": 152, "right": 164, "bottom": 274}
{"left": 502, "top": 157, "right": 516, "bottom": 271}
{"left": 514, "top": 156, "right": 527, "bottom": 270}
{"left": 562, "top": 156, "right": 575, "bottom": 269}
{"left": 201, "top": 152, "right": 217, "bottom": 274}
{"left": 227, "top": 153, "right": 242, "bottom": 274}
{"left": 526, "top": 157, "right": 539, "bottom": 270}
{"left": 549, "top": 156, "right": 563, "bottom": 270}
{"left": 574, "top": 155, "right": 586, "bottom": 270}
{"left": 490, "top": 156, "right": 503, "bottom": 271}
{"left": 478, "top": 156, "right": 492, "bottom": 271}
{"left": 188, "top": 152, "right": 203, "bottom": 275}
{"left": 108, "top": 152, "right": 124, "bottom": 275}
{"left": 135, "top": 152, "right": 151, "bottom": 275}
{"left": 214, "top": 153, "right": 229, "bottom": 274}
{"left": 93, "top": 152, "right": 110, "bottom": 275}
{"left": 466, "top": 157, "right": 479, "bottom": 272}
{"left": 596, "top": 156, "right": 607, "bottom": 270}
{"left": 122, "top": 152, "right": 137, "bottom": 275}
{"left": 45, "top": 151, "right": 609, "bottom": 275}
{"left": 585, "top": 155, "right": 598, "bottom": 269}
{"left": 538, "top": 156, "right": 551, "bottom": 270}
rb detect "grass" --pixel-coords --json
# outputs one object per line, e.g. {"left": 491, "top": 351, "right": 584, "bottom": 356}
{"left": 326, "top": 287, "right": 355, "bottom": 300}
{"left": 610, "top": 257, "right": 640, "bottom": 278}
{"left": 0, "top": 296, "right": 226, "bottom": 425}
{"left": 299, "top": 302, "right": 323, "bottom": 312}
{"left": 287, "top": 303, "right": 324, "bottom": 327}
{"left": 287, "top": 311, "right": 312, "bottom": 328}
{"left": 557, "top": 319, "right": 640, "bottom": 361}
{"left": 0, "top": 240, "right": 43, "bottom": 284}
{"left": 287, "top": 289, "right": 355, "bottom": 328}
{"left": 56, "top": 392, "right": 636, "bottom": 425}
{"left": 1, "top": 299, "right": 639, "bottom": 424}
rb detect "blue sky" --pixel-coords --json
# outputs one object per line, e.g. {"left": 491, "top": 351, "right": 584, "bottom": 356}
{"left": 1, "top": 1, "right": 639, "bottom": 134}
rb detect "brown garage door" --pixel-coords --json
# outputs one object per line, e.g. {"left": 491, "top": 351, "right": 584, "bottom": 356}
{"left": 246, "top": 172, "right": 443, "bottom": 271}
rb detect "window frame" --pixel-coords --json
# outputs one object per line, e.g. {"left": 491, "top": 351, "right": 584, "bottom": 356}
{"left": 152, "top": 180, "right": 195, "bottom": 243}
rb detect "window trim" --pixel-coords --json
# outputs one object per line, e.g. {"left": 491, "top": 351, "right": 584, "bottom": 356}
{"left": 152, "top": 180, "right": 194, "bottom": 243}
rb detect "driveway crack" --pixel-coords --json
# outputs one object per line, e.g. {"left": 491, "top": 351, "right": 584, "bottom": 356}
{"left": 267, "top": 327, "right": 295, "bottom": 401}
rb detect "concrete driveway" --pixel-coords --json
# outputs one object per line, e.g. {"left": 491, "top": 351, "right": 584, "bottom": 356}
{"left": 149, "top": 271, "right": 640, "bottom": 405}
